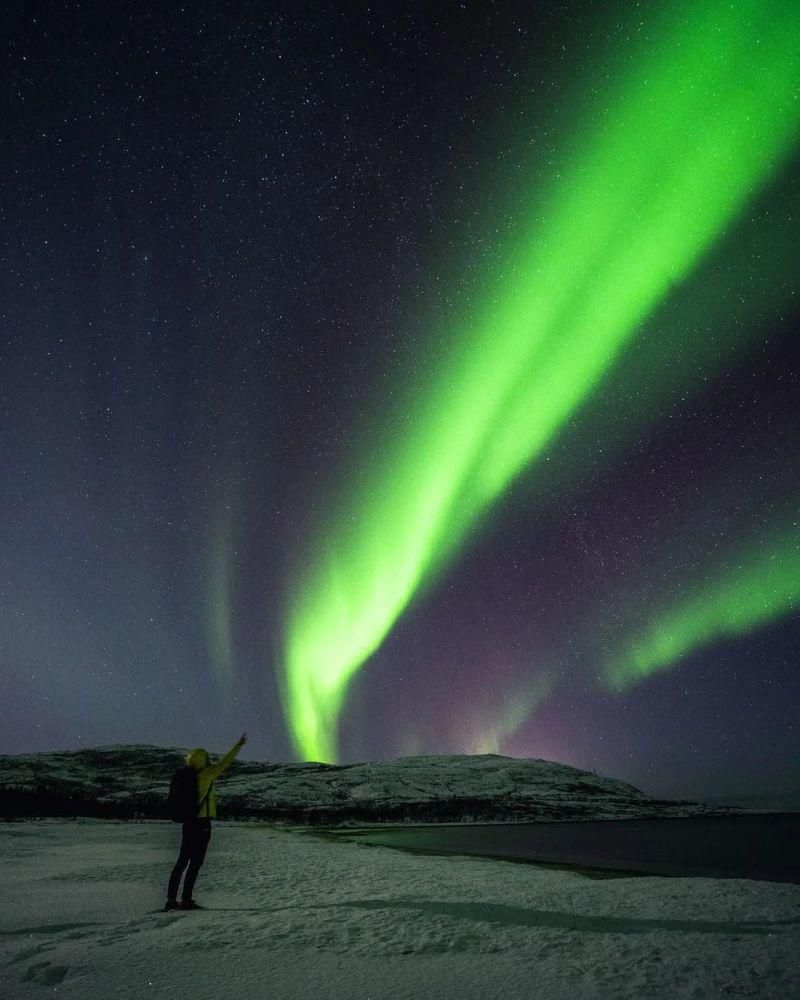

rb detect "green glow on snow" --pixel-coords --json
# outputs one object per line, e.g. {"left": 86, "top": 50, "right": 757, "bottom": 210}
{"left": 284, "top": 0, "right": 800, "bottom": 762}
{"left": 606, "top": 515, "right": 800, "bottom": 690}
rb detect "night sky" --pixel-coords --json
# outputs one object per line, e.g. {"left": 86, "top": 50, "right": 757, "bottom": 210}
{"left": 3, "top": 1, "right": 799, "bottom": 804}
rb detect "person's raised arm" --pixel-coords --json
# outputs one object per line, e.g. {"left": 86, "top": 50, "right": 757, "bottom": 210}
{"left": 204, "top": 732, "right": 247, "bottom": 781}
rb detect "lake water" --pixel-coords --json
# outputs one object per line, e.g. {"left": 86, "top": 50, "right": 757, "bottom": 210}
{"left": 334, "top": 813, "right": 800, "bottom": 883}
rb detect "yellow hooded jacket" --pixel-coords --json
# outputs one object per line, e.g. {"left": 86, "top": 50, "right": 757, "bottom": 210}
{"left": 185, "top": 738, "right": 244, "bottom": 819}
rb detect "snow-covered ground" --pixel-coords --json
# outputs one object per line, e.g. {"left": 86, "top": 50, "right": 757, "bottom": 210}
{"left": 1, "top": 820, "right": 798, "bottom": 1000}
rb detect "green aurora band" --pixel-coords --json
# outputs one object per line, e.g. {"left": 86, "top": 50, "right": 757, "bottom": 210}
{"left": 606, "top": 514, "right": 800, "bottom": 690}
{"left": 470, "top": 675, "right": 554, "bottom": 755}
{"left": 284, "top": 0, "right": 800, "bottom": 762}
{"left": 206, "top": 508, "right": 236, "bottom": 696}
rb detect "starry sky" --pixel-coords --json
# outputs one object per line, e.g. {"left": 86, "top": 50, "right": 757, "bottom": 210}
{"left": 3, "top": 0, "right": 799, "bottom": 804}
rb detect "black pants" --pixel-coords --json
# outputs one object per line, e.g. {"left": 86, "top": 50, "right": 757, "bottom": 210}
{"left": 168, "top": 819, "right": 212, "bottom": 901}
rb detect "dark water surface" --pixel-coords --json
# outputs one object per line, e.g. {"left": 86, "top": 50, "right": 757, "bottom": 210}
{"left": 334, "top": 813, "right": 800, "bottom": 883}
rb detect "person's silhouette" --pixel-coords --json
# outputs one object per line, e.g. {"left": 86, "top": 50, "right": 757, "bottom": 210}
{"left": 165, "top": 732, "right": 247, "bottom": 910}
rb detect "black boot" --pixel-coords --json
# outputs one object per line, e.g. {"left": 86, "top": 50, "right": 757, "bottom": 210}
{"left": 163, "top": 899, "right": 180, "bottom": 912}
{"left": 180, "top": 899, "right": 202, "bottom": 910}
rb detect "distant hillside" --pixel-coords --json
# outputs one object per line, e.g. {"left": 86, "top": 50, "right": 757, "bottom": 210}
{"left": 0, "top": 745, "right": 726, "bottom": 823}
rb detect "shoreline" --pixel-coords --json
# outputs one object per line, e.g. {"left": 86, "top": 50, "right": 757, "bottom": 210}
{"left": 310, "top": 812, "right": 800, "bottom": 885}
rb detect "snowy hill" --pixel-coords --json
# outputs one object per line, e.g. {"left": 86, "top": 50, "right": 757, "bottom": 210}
{"left": 0, "top": 745, "right": 723, "bottom": 822}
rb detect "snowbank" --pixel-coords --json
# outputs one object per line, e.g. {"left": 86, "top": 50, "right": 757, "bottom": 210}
{"left": 1, "top": 820, "right": 797, "bottom": 999}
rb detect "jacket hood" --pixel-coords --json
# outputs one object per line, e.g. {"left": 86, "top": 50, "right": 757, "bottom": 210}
{"left": 186, "top": 748, "right": 209, "bottom": 770}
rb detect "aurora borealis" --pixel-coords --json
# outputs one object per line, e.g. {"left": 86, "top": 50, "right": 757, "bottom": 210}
{"left": 607, "top": 512, "right": 800, "bottom": 692}
{"left": 284, "top": 0, "right": 800, "bottom": 763}
{"left": 3, "top": 0, "right": 799, "bottom": 805}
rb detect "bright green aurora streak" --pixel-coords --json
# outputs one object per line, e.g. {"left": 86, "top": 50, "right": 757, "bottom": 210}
{"left": 606, "top": 515, "right": 800, "bottom": 690}
{"left": 284, "top": 0, "right": 800, "bottom": 761}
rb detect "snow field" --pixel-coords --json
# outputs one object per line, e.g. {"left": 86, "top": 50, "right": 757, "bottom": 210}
{"left": 1, "top": 819, "right": 798, "bottom": 999}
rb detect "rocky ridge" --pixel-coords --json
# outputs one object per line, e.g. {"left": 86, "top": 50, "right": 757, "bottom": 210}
{"left": 0, "top": 745, "right": 726, "bottom": 823}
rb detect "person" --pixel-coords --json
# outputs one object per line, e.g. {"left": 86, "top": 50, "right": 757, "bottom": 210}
{"left": 164, "top": 732, "right": 247, "bottom": 911}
